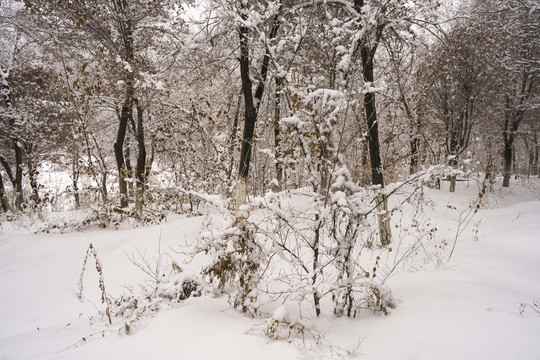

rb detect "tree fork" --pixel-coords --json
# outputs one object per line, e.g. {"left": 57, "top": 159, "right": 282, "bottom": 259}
{"left": 236, "top": 5, "right": 281, "bottom": 208}
{"left": 114, "top": 94, "right": 132, "bottom": 208}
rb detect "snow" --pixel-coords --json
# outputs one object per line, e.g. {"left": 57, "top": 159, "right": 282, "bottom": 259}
{"left": 1, "top": 180, "right": 540, "bottom": 359}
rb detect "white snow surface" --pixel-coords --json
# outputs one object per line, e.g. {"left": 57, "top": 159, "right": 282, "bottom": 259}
{"left": 1, "top": 180, "right": 539, "bottom": 359}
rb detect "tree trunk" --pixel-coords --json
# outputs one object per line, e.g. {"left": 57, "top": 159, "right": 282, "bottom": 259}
{"left": 360, "top": 43, "right": 391, "bottom": 246}
{"left": 448, "top": 158, "right": 457, "bottom": 193}
{"left": 272, "top": 77, "right": 284, "bottom": 192}
{"left": 13, "top": 140, "right": 24, "bottom": 211}
{"left": 227, "top": 93, "right": 242, "bottom": 182}
{"left": 125, "top": 135, "right": 133, "bottom": 196}
{"left": 0, "top": 73, "right": 22, "bottom": 210}
{"left": 361, "top": 139, "right": 369, "bottom": 186}
{"left": 101, "top": 172, "right": 108, "bottom": 203}
{"left": 312, "top": 215, "right": 321, "bottom": 317}
{"left": 524, "top": 132, "right": 538, "bottom": 178}
{"left": 236, "top": 21, "right": 257, "bottom": 207}
{"left": 0, "top": 172, "right": 10, "bottom": 213}
{"left": 72, "top": 156, "right": 80, "bottom": 209}
{"left": 135, "top": 100, "right": 146, "bottom": 208}
{"left": 114, "top": 96, "right": 131, "bottom": 208}
{"left": 146, "top": 142, "right": 154, "bottom": 183}
{"left": 410, "top": 135, "right": 420, "bottom": 176}
{"left": 503, "top": 145, "right": 512, "bottom": 187}
{"left": 449, "top": 175, "right": 456, "bottom": 192}
{"left": 534, "top": 132, "right": 539, "bottom": 177}
{"left": 27, "top": 160, "right": 40, "bottom": 205}
{"left": 512, "top": 145, "right": 517, "bottom": 174}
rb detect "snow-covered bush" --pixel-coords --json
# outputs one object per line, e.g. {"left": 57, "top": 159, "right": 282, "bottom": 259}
{"left": 263, "top": 304, "right": 321, "bottom": 343}
{"left": 195, "top": 173, "right": 441, "bottom": 320}
{"left": 199, "top": 206, "right": 266, "bottom": 316}
{"left": 111, "top": 268, "right": 202, "bottom": 334}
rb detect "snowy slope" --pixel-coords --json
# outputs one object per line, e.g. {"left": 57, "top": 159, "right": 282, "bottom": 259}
{"left": 1, "top": 181, "right": 539, "bottom": 360}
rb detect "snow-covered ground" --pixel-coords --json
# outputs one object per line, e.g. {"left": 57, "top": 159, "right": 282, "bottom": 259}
{"left": 1, "top": 179, "right": 539, "bottom": 359}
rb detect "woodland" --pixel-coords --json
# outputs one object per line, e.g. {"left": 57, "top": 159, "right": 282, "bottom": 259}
{"left": 0, "top": 0, "right": 539, "bottom": 357}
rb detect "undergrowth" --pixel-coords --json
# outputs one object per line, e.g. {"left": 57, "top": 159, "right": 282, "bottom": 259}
{"left": 77, "top": 242, "right": 202, "bottom": 334}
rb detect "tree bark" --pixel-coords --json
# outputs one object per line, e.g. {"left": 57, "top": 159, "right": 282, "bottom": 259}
{"left": 448, "top": 157, "right": 457, "bottom": 193}
{"left": 361, "top": 56, "right": 384, "bottom": 187}
{"left": 410, "top": 135, "right": 420, "bottom": 176}
{"left": 0, "top": 171, "right": 10, "bottom": 213}
{"left": 13, "top": 139, "right": 24, "bottom": 211}
{"left": 72, "top": 154, "right": 80, "bottom": 209}
{"left": 361, "top": 138, "right": 369, "bottom": 186}
{"left": 533, "top": 132, "right": 539, "bottom": 177}
{"left": 272, "top": 77, "right": 284, "bottom": 192}
{"left": 227, "top": 93, "right": 242, "bottom": 182}
{"left": 101, "top": 172, "right": 108, "bottom": 203}
{"left": 313, "top": 215, "right": 321, "bottom": 317}
{"left": 27, "top": 159, "right": 40, "bottom": 205}
{"left": 124, "top": 135, "right": 133, "bottom": 195}
{"left": 135, "top": 99, "right": 147, "bottom": 207}
{"left": 503, "top": 145, "right": 512, "bottom": 187}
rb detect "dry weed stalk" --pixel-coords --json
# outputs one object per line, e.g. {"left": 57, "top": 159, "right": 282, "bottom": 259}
{"left": 78, "top": 243, "right": 112, "bottom": 324}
